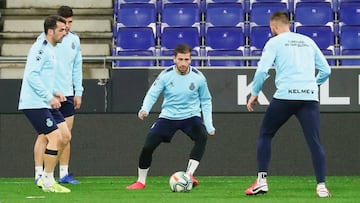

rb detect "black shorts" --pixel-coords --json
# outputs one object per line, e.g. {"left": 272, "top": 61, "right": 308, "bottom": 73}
{"left": 59, "top": 96, "right": 75, "bottom": 118}
{"left": 23, "top": 108, "right": 65, "bottom": 135}
{"left": 149, "top": 116, "right": 204, "bottom": 142}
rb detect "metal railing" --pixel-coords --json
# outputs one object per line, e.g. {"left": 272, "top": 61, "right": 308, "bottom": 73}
{"left": 1, "top": 55, "right": 360, "bottom": 69}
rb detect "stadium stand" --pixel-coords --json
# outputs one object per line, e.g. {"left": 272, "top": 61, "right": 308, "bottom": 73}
{"left": 249, "top": 1, "right": 288, "bottom": 26}
{"left": 248, "top": 0, "right": 288, "bottom": 66}
{"left": 0, "top": 0, "right": 112, "bottom": 78}
{"left": 115, "top": 3, "right": 157, "bottom": 34}
{"left": 338, "top": 0, "right": 360, "bottom": 65}
{"left": 159, "top": 27, "right": 201, "bottom": 66}
{"left": 249, "top": 26, "right": 272, "bottom": 66}
{"left": 115, "top": 27, "right": 156, "bottom": 66}
{"left": 338, "top": 1, "right": 360, "bottom": 26}
{"left": 160, "top": 2, "right": 201, "bottom": 32}
{"left": 293, "top": 0, "right": 336, "bottom": 65}
{"left": 205, "top": 27, "right": 246, "bottom": 66}
{"left": 204, "top": 1, "right": 245, "bottom": 66}
{"left": 205, "top": 1, "right": 244, "bottom": 28}
{"left": 339, "top": 25, "right": 360, "bottom": 65}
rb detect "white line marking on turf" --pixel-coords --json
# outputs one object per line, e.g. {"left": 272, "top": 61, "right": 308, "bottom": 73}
{"left": 25, "top": 196, "right": 45, "bottom": 199}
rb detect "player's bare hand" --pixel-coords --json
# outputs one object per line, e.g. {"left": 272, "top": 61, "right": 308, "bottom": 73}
{"left": 247, "top": 95, "right": 258, "bottom": 112}
{"left": 208, "top": 131, "right": 215, "bottom": 136}
{"left": 50, "top": 97, "right": 61, "bottom": 109}
{"left": 54, "top": 92, "right": 67, "bottom": 102}
{"left": 74, "top": 96, "right": 82, "bottom": 110}
{"left": 138, "top": 110, "right": 148, "bottom": 120}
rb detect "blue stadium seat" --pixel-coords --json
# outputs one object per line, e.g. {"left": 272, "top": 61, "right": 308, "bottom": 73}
{"left": 340, "top": 26, "right": 360, "bottom": 50}
{"left": 207, "top": 0, "right": 243, "bottom": 2}
{"left": 161, "top": 3, "right": 200, "bottom": 28}
{"left": 159, "top": 49, "right": 200, "bottom": 66}
{"left": 293, "top": 0, "right": 334, "bottom": 10}
{"left": 206, "top": 27, "right": 245, "bottom": 50}
{"left": 249, "top": 1, "right": 288, "bottom": 26}
{"left": 162, "top": 0, "right": 198, "bottom": 3}
{"left": 161, "top": 0, "right": 201, "bottom": 12}
{"left": 205, "top": 27, "right": 245, "bottom": 66}
{"left": 296, "top": 26, "right": 334, "bottom": 50}
{"left": 340, "top": 49, "right": 360, "bottom": 66}
{"left": 160, "top": 27, "right": 200, "bottom": 51}
{"left": 116, "top": 27, "right": 156, "bottom": 51}
{"left": 321, "top": 49, "right": 336, "bottom": 66}
{"left": 118, "top": 0, "right": 156, "bottom": 3}
{"left": 249, "top": 26, "right": 272, "bottom": 50}
{"left": 339, "top": 1, "right": 360, "bottom": 26}
{"left": 294, "top": 2, "right": 333, "bottom": 27}
{"left": 248, "top": 0, "right": 289, "bottom": 12}
{"left": 116, "top": 50, "right": 156, "bottom": 67}
{"left": 206, "top": 0, "right": 244, "bottom": 11}
{"left": 116, "top": 3, "right": 157, "bottom": 34}
{"left": 249, "top": 26, "right": 272, "bottom": 66}
{"left": 249, "top": 49, "right": 263, "bottom": 66}
{"left": 206, "top": 3, "right": 244, "bottom": 28}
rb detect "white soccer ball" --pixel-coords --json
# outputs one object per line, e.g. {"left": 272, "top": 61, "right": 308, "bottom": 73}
{"left": 169, "top": 171, "right": 193, "bottom": 192}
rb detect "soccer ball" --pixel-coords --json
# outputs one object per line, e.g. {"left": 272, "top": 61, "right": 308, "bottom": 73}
{"left": 169, "top": 171, "right": 193, "bottom": 192}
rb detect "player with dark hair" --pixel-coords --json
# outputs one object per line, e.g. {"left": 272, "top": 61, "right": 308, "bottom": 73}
{"left": 34, "top": 5, "right": 83, "bottom": 185}
{"left": 244, "top": 11, "right": 331, "bottom": 197}
{"left": 19, "top": 15, "right": 71, "bottom": 193}
{"left": 126, "top": 43, "right": 216, "bottom": 189}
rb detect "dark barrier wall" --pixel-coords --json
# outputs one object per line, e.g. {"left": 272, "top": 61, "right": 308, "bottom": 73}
{"left": 0, "top": 68, "right": 359, "bottom": 177}
{"left": 0, "top": 113, "right": 359, "bottom": 177}
{"left": 1, "top": 68, "right": 359, "bottom": 113}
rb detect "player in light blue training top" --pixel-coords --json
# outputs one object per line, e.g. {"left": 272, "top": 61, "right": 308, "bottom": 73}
{"left": 19, "top": 15, "right": 71, "bottom": 193}
{"left": 245, "top": 11, "right": 331, "bottom": 198}
{"left": 34, "top": 6, "right": 83, "bottom": 185}
{"left": 127, "top": 44, "right": 215, "bottom": 190}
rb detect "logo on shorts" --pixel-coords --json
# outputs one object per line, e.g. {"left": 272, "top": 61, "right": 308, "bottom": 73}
{"left": 46, "top": 118, "right": 54, "bottom": 127}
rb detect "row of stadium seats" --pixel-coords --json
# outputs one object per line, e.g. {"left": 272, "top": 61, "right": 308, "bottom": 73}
{"left": 114, "top": 0, "right": 360, "bottom": 13}
{"left": 112, "top": 0, "right": 360, "bottom": 67}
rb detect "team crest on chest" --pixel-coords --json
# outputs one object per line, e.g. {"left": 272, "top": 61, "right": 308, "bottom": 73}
{"left": 189, "top": 82, "right": 195, "bottom": 90}
{"left": 71, "top": 42, "right": 75, "bottom": 50}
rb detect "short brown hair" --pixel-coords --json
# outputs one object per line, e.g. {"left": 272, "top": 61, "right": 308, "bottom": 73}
{"left": 57, "top": 5, "right": 73, "bottom": 18}
{"left": 270, "top": 11, "right": 290, "bottom": 25}
{"left": 174, "top": 44, "right": 192, "bottom": 56}
{"left": 44, "top": 15, "right": 66, "bottom": 34}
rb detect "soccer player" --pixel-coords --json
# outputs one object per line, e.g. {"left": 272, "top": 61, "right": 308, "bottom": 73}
{"left": 19, "top": 15, "right": 71, "bottom": 193}
{"left": 34, "top": 5, "right": 83, "bottom": 185}
{"left": 126, "top": 44, "right": 216, "bottom": 189}
{"left": 244, "top": 11, "right": 331, "bottom": 197}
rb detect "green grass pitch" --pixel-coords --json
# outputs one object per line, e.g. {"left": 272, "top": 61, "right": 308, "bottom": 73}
{"left": 0, "top": 176, "right": 359, "bottom": 203}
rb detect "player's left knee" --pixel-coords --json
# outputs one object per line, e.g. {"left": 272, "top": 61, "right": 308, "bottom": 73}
{"left": 189, "top": 125, "right": 208, "bottom": 143}
{"left": 60, "top": 131, "right": 71, "bottom": 145}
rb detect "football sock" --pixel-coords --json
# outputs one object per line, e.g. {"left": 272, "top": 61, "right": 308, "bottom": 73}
{"left": 258, "top": 172, "right": 267, "bottom": 182}
{"left": 42, "top": 171, "right": 55, "bottom": 188}
{"left": 186, "top": 159, "right": 199, "bottom": 175}
{"left": 137, "top": 168, "right": 149, "bottom": 184}
{"left": 35, "top": 166, "right": 43, "bottom": 180}
{"left": 59, "top": 165, "right": 69, "bottom": 179}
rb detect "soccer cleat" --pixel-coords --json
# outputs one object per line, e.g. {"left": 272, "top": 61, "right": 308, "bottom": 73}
{"left": 42, "top": 182, "right": 71, "bottom": 193}
{"left": 58, "top": 173, "right": 80, "bottom": 184}
{"left": 245, "top": 179, "right": 268, "bottom": 195}
{"left": 317, "top": 185, "right": 331, "bottom": 197}
{"left": 35, "top": 177, "right": 43, "bottom": 188}
{"left": 190, "top": 174, "right": 199, "bottom": 187}
{"left": 126, "top": 181, "right": 146, "bottom": 189}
